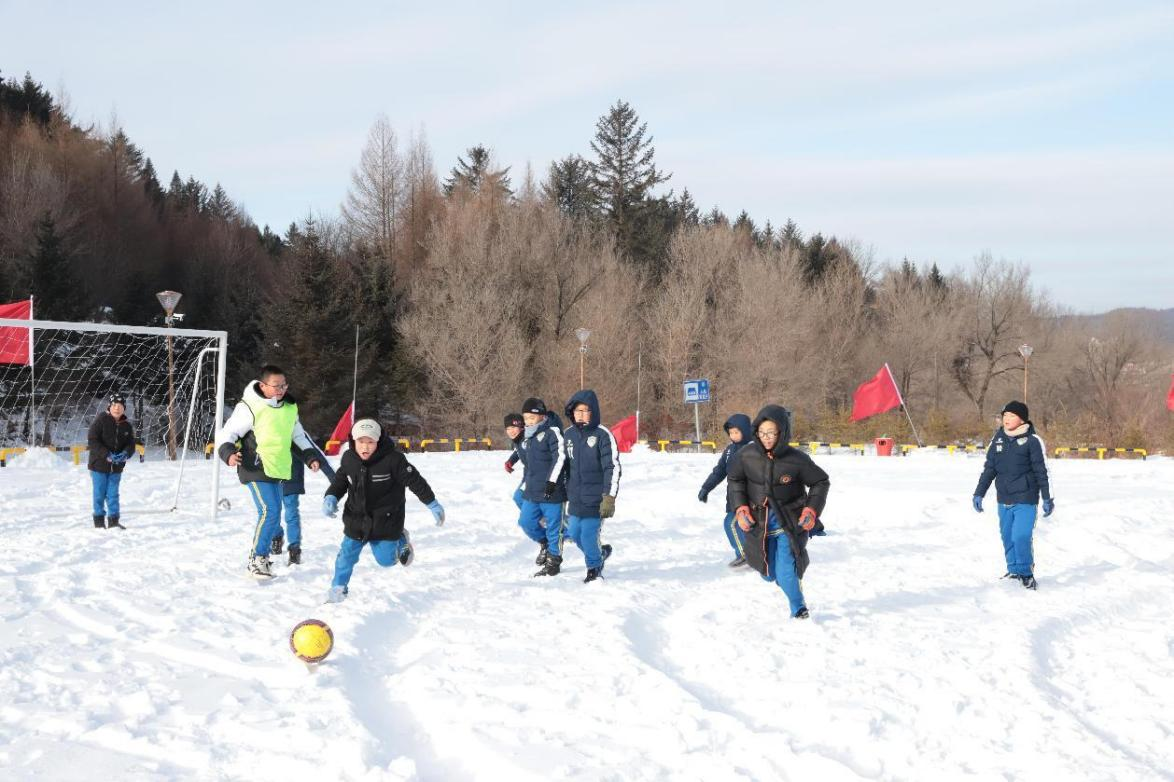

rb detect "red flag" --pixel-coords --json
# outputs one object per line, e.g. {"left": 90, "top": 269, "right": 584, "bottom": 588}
{"left": 0, "top": 299, "right": 32, "bottom": 365}
{"left": 1167, "top": 374, "right": 1174, "bottom": 412}
{"left": 851, "top": 364, "right": 903, "bottom": 421}
{"left": 325, "top": 401, "right": 354, "bottom": 454}
{"left": 610, "top": 415, "right": 637, "bottom": 453}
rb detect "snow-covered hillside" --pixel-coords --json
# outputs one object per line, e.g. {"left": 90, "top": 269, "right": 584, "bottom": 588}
{"left": 1, "top": 448, "right": 1171, "bottom": 780}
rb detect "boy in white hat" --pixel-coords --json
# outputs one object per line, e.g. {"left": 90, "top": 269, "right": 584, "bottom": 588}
{"left": 321, "top": 418, "right": 445, "bottom": 602}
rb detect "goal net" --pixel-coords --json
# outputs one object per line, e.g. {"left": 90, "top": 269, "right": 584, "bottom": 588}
{"left": 0, "top": 316, "right": 227, "bottom": 519}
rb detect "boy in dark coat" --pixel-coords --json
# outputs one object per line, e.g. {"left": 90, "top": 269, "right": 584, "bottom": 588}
{"left": 502, "top": 413, "right": 525, "bottom": 511}
{"left": 322, "top": 418, "right": 445, "bottom": 603}
{"left": 727, "top": 404, "right": 830, "bottom": 619}
{"left": 698, "top": 413, "right": 754, "bottom": 567}
{"left": 558, "top": 389, "right": 620, "bottom": 583}
{"left": 86, "top": 393, "right": 136, "bottom": 529}
{"left": 972, "top": 400, "right": 1054, "bottom": 590}
{"left": 516, "top": 398, "right": 568, "bottom": 575}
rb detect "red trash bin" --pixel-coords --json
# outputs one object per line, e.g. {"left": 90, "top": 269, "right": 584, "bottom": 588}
{"left": 874, "top": 437, "right": 895, "bottom": 456}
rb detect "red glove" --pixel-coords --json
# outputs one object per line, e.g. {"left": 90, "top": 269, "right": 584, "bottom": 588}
{"left": 735, "top": 505, "right": 755, "bottom": 532}
{"left": 504, "top": 460, "right": 514, "bottom": 474}
{"left": 798, "top": 507, "right": 818, "bottom": 532}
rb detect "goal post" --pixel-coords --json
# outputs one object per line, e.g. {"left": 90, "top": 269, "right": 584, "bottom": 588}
{"left": 0, "top": 316, "right": 228, "bottom": 520}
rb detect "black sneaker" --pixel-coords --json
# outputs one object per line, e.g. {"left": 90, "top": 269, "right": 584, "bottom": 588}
{"left": 793, "top": 607, "right": 810, "bottom": 619}
{"left": 1021, "top": 575, "right": 1037, "bottom": 590}
{"left": 93, "top": 515, "right": 106, "bottom": 529}
{"left": 727, "top": 555, "right": 746, "bottom": 568}
{"left": 584, "top": 567, "right": 602, "bottom": 583}
{"left": 601, "top": 544, "right": 613, "bottom": 561}
{"left": 535, "top": 540, "right": 549, "bottom": 565}
{"left": 271, "top": 533, "right": 284, "bottom": 556}
{"left": 534, "top": 555, "right": 562, "bottom": 577}
{"left": 398, "top": 530, "right": 414, "bottom": 566}
{"left": 288, "top": 544, "right": 301, "bottom": 565}
{"left": 106, "top": 516, "right": 125, "bottom": 530}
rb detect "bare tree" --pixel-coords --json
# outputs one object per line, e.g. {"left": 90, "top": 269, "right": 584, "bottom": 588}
{"left": 342, "top": 115, "right": 404, "bottom": 264}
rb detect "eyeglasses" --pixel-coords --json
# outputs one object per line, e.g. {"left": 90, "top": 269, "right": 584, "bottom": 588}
{"left": 757, "top": 429, "right": 780, "bottom": 438}
{"left": 262, "top": 381, "right": 289, "bottom": 390}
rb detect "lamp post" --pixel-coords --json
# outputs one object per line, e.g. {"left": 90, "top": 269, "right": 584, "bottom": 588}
{"left": 157, "top": 290, "right": 182, "bottom": 460}
{"left": 575, "top": 328, "right": 591, "bottom": 389}
{"left": 1018, "top": 344, "right": 1033, "bottom": 403}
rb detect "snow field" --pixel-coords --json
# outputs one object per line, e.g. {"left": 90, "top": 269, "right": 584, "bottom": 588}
{"left": 1, "top": 448, "right": 1172, "bottom": 780}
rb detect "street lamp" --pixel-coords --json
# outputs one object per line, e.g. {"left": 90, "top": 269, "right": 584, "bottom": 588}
{"left": 575, "top": 327, "right": 591, "bottom": 389}
{"left": 157, "top": 290, "right": 182, "bottom": 461}
{"left": 1018, "top": 344, "right": 1033, "bottom": 403}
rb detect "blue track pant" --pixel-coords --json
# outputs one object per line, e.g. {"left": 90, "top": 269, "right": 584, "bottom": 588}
{"left": 89, "top": 471, "right": 122, "bottom": 517}
{"left": 998, "top": 503, "right": 1037, "bottom": 576}
{"left": 331, "top": 534, "right": 408, "bottom": 588}
{"left": 567, "top": 515, "right": 604, "bottom": 569}
{"left": 246, "top": 481, "right": 284, "bottom": 557}
{"left": 518, "top": 500, "right": 564, "bottom": 556}
{"left": 280, "top": 494, "right": 302, "bottom": 547}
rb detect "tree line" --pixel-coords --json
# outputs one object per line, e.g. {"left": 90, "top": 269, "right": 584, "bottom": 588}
{"left": 1, "top": 70, "right": 1169, "bottom": 449}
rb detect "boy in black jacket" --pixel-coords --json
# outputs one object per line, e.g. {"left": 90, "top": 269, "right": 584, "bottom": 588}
{"left": 972, "top": 400, "right": 1054, "bottom": 590}
{"left": 698, "top": 413, "right": 753, "bottom": 567}
{"left": 727, "top": 404, "right": 830, "bottom": 619}
{"left": 321, "top": 419, "right": 445, "bottom": 603}
{"left": 86, "top": 393, "right": 136, "bottom": 529}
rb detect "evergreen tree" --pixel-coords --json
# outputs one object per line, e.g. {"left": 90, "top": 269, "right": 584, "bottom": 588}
{"left": 0, "top": 71, "right": 55, "bottom": 125}
{"left": 167, "top": 171, "right": 185, "bottom": 210}
{"left": 258, "top": 225, "right": 284, "bottom": 257}
{"left": 802, "top": 233, "right": 831, "bottom": 284}
{"left": 206, "top": 184, "right": 235, "bottom": 220}
{"left": 27, "top": 213, "right": 83, "bottom": 320}
{"left": 588, "top": 100, "right": 671, "bottom": 267}
{"left": 701, "top": 206, "right": 728, "bottom": 226}
{"left": 733, "top": 210, "right": 755, "bottom": 236}
{"left": 444, "top": 145, "right": 512, "bottom": 197}
{"left": 780, "top": 218, "right": 803, "bottom": 247}
{"left": 353, "top": 256, "right": 414, "bottom": 422}
{"left": 928, "top": 262, "right": 948, "bottom": 293}
{"left": 671, "top": 188, "right": 700, "bottom": 227}
{"left": 758, "top": 220, "right": 776, "bottom": 249}
{"left": 184, "top": 176, "right": 207, "bottom": 213}
{"left": 141, "top": 158, "right": 164, "bottom": 205}
{"left": 542, "top": 154, "right": 594, "bottom": 220}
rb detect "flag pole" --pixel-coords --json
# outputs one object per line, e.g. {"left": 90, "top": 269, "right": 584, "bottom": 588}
{"left": 28, "top": 296, "right": 36, "bottom": 447}
{"left": 351, "top": 325, "right": 359, "bottom": 415}
{"left": 884, "top": 362, "right": 923, "bottom": 447}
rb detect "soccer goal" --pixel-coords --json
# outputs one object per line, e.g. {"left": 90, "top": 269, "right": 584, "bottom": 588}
{"left": 0, "top": 316, "right": 228, "bottom": 519}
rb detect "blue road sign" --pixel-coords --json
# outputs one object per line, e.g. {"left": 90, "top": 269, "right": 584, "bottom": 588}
{"left": 683, "top": 379, "right": 710, "bottom": 403}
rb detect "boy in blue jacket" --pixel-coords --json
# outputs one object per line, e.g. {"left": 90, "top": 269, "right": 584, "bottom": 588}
{"left": 558, "top": 389, "right": 620, "bottom": 583}
{"left": 973, "top": 400, "right": 1055, "bottom": 590}
{"left": 698, "top": 413, "right": 753, "bottom": 567}
{"left": 516, "top": 398, "right": 568, "bottom": 575}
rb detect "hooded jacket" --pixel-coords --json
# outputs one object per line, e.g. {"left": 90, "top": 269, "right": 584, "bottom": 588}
{"left": 727, "top": 405, "right": 830, "bottom": 579}
{"left": 700, "top": 413, "right": 754, "bottom": 512}
{"left": 87, "top": 410, "right": 136, "bottom": 474}
{"left": 517, "top": 412, "right": 567, "bottom": 503}
{"left": 562, "top": 389, "right": 621, "bottom": 517}
{"left": 974, "top": 422, "right": 1052, "bottom": 505}
{"left": 215, "top": 381, "right": 318, "bottom": 484}
{"left": 325, "top": 434, "right": 435, "bottom": 542}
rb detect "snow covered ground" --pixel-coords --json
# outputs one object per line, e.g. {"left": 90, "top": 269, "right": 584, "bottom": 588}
{"left": 1, "top": 446, "right": 1172, "bottom": 781}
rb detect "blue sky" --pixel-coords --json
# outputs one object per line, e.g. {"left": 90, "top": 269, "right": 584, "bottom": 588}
{"left": 6, "top": 0, "right": 1173, "bottom": 311}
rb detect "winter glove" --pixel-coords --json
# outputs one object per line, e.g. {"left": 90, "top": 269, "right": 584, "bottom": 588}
{"left": 504, "top": 460, "right": 514, "bottom": 474}
{"left": 543, "top": 481, "right": 556, "bottom": 500}
{"left": 972, "top": 496, "right": 984, "bottom": 513}
{"left": 697, "top": 488, "right": 709, "bottom": 503}
{"left": 599, "top": 495, "right": 616, "bottom": 519}
{"left": 322, "top": 495, "right": 339, "bottom": 518}
{"left": 1042, "top": 498, "right": 1055, "bottom": 517}
{"left": 427, "top": 500, "right": 446, "bottom": 527}
{"left": 735, "top": 505, "right": 755, "bottom": 532}
{"left": 108, "top": 452, "right": 128, "bottom": 465}
{"left": 798, "top": 507, "right": 818, "bottom": 532}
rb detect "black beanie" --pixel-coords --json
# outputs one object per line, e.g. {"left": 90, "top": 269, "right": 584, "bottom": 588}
{"left": 522, "top": 398, "right": 546, "bottom": 415}
{"left": 1002, "top": 400, "right": 1030, "bottom": 421}
{"left": 504, "top": 413, "right": 524, "bottom": 428}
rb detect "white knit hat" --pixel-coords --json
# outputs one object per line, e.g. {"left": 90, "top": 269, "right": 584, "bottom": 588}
{"left": 351, "top": 418, "right": 382, "bottom": 441}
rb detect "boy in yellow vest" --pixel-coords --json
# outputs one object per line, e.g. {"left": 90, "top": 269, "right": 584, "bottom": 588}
{"left": 216, "top": 364, "right": 321, "bottom": 579}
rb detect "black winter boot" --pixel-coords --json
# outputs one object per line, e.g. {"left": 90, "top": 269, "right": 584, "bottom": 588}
{"left": 584, "top": 567, "right": 603, "bottom": 583}
{"left": 535, "top": 540, "right": 549, "bottom": 565}
{"left": 106, "top": 516, "right": 125, "bottom": 529}
{"left": 271, "top": 532, "right": 284, "bottom": 555}
{"left": 534, "top": 554, "right": 562, "bottom": 577}
{"left": 287, "top": 544, "right": 301, "bottom": 565}
{"left": 1021, "top": 574, "right": 1037, "bottom": 590}
{"left": 93, "top": 515, "right": 106, "bottom": 529}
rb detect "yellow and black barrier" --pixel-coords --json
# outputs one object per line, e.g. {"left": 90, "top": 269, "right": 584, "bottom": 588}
{"left": 655, "top": 440, "right": 719, "bottom": 452}
{"left": 1053, "top": 446, "right": 1147, "bottom": 460}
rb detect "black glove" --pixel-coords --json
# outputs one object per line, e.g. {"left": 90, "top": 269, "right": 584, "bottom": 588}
{"left": 543, "top": 481, "right": 556, "bottom": 500}
{"left": 698, "top": 488, "right": 708, "bottom": 503}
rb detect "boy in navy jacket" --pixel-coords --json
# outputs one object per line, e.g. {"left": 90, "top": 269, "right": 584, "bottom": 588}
{"left": 516, "top": 398, "right": 568, "bottom": 575}
{"left": 698, "top": 413, "right": 753, "bottom": 567}
{"left": 557, "top": 389, "right": 620, "bottom": 583}
{"left": 973, "top": 400, "right": 1055, "bottom": 590}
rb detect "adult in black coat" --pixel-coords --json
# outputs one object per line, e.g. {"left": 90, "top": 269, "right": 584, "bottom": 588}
{"left": 86, "top": 393, "right": 136, "bottom": 529}
{"left": 727, "top": 404, "right": 830, "bottom": 618}
{"left": 321, "top": 419, "right": 445, "bottom": 602}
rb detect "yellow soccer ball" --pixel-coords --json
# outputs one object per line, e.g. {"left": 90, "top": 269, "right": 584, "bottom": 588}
{"left": 290, "top": 619, "right": 334, "bottom": 663}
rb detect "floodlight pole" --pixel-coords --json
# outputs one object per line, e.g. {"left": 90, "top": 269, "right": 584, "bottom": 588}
{"left": 157, "top": 291, "right": 183, "bottom": 460}
{"left": 575, "top": 328, "right": 591, "bottom": 390}
{"left": 1018, "top": 344, "right": 1034, "bottom": 404}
